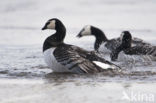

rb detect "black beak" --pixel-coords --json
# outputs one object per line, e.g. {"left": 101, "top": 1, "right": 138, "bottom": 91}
{"left": 76, "top": 34, "right": 82, "bottom": 38}
{"left": 76, "top": 31, "right": 83, "bottom": 38}
{"left": 41, "top": 26, "right": 46, "bottom": 30}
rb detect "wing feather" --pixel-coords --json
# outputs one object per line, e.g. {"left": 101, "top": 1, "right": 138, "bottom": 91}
{"left": 53, "top": 44, "right": 103, "bottom": 73}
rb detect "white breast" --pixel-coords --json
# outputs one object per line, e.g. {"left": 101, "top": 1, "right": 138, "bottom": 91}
{"left": 43, "top": 48, "right": 70, "bottom": 72}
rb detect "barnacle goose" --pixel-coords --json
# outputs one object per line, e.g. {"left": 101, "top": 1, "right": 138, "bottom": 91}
{"left": 42, "top": 18, "right": 120, "bottom": 74}
{"left": 77, "top": 25, "right": 150, "bottom": 53}
{"left": 111, "top": 31, "right": 156, "bottom": 61}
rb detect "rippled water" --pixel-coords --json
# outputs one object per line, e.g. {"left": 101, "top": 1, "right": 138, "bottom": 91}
{"left": 0, "top": 0, "right": 156, "bottom": 103}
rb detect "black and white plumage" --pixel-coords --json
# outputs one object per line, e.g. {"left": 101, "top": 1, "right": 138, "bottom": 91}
{"left": 111, "top": 31, "right": 156, "bottom": 61}
{"left": 42, "top": 18, "right": 120, "bottom": 74}
{"left": 77, "top": 25, "right": 150, "bottom": 53}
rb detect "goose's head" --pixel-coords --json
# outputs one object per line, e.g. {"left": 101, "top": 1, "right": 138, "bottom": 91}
{"left": 77, "top": 25, "right": 107, "bottom": 40}
{"left": 120, "top": 31, "right": 132, "bottom": 49}
{"left": 120, "top": 31, "right": 131, "bottom": 41}
{"left": 42, "top": 18, "right": 66, "bottom": 49}
{"left": 42, "top": 18, "right": 65, "bottom": 31}
{"left": 77, "top": 25, "right": 92, "bottom": 37}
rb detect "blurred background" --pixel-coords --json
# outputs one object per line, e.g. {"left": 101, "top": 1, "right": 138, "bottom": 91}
{"left": 0, "top": 0, "right": 156, "bottom": 45}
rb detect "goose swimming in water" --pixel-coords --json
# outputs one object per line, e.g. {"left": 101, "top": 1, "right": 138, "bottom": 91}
{"left": 42, "top": 18, "right": 120, "bottom": 74}
{"left": 111, "top": 31, "right": 156, "bottom": 61}
{"left": 77, "top": 25, "right": 150, "bottom": 54}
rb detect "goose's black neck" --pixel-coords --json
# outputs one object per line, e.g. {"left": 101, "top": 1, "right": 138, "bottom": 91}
{"left": 91, "top": 26, "right": 108, "bottom": 51}
{"left": 43, "top": 24, "right": 66, "bottom": 52}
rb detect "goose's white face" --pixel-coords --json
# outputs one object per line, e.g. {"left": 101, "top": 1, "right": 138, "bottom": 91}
{"left": 80, "top": 25, "right": 91, "bottom": 36}
{"left": 120, "top": 32, "right": 124, "bottom": 40}
{"left": 47, "top": 20, "right": 56, "bottom": 29}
